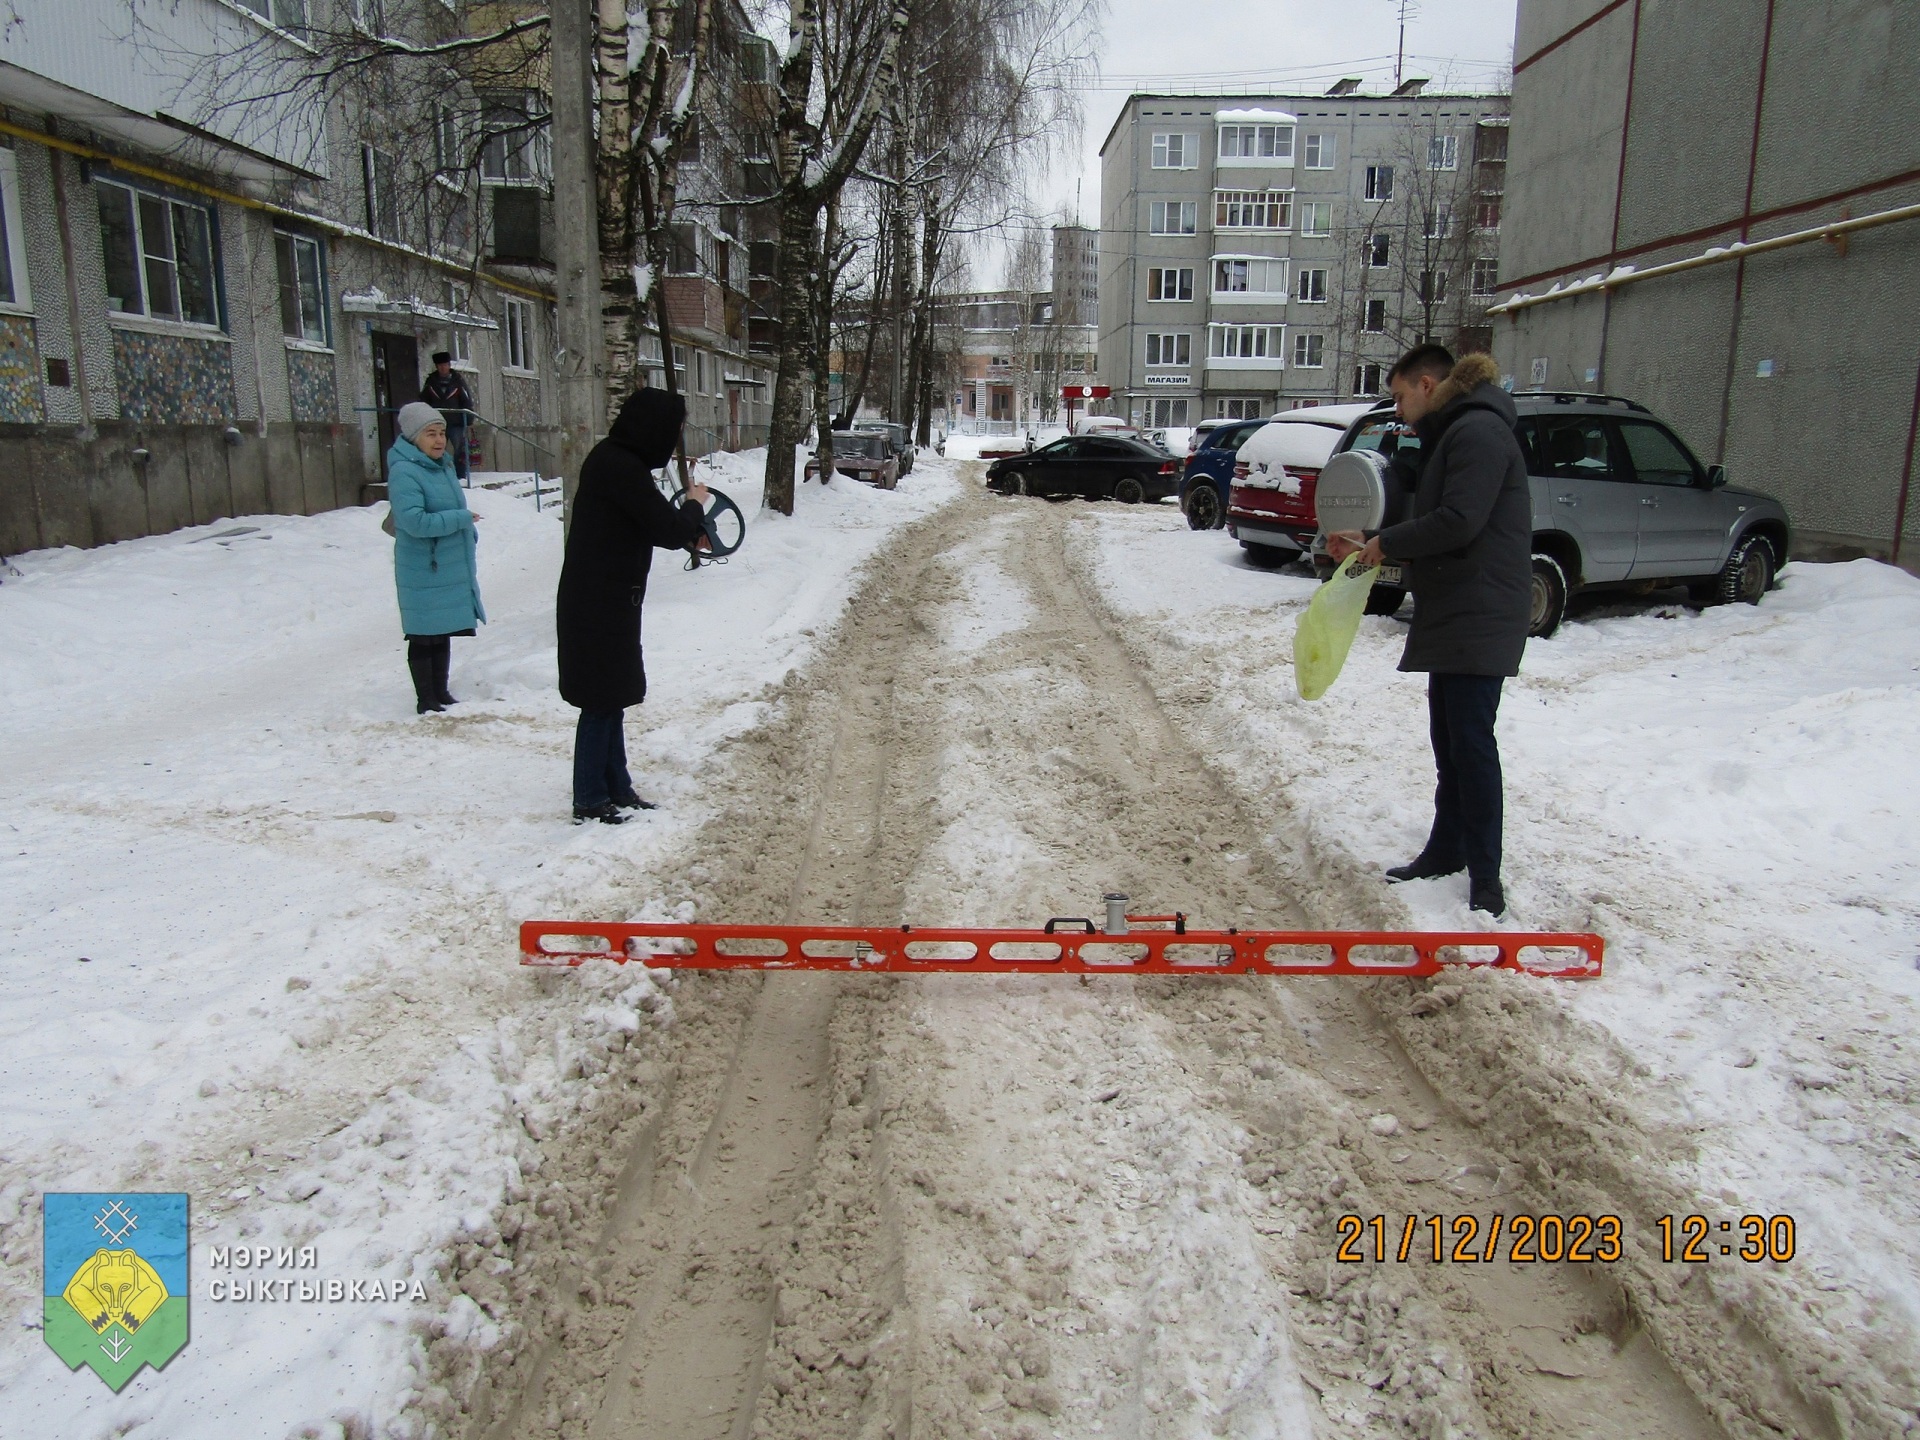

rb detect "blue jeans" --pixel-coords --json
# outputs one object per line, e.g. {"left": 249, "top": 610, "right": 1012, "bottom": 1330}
{"left": 572, "top": 709, "right": 632, "bottom": 811}
{"left": 1423, "top": 674, "right": 1505, "bottom": 884}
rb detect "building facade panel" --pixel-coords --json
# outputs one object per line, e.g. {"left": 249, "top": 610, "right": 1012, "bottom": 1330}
{"left": 1499, "top": 22, "right": 1634, "bottom": 281}
{"left": 1612, "top": 0, "right": 1768, "bottom": 254}
{"left": 1497, "top": 0, "right": 1920, "bottom": 561}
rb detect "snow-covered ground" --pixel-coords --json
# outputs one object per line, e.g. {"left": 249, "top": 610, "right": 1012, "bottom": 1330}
{"left": 1082, "top": 508, "right": 1920, "bottom": 1429}
{"left": 0, "top": 454, "right": 961, "bottom": 1437}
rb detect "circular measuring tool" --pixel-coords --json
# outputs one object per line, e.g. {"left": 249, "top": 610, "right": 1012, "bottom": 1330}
{"left": 677, "top": 484, "right": 745, "bottom": 559}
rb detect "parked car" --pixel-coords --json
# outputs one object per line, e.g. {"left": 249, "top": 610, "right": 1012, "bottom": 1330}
{"left": 1224, "top": 403, "right": 1380, "bottom": 558}
{"left": 854, "top": 420, "right": 915, "bottom": 475}
{"left": 986, "top": 433, "right": 1181, "bottom": 502}
{"left": 805, "top": 431, "right": 899, "bottom": 489}
{"left": 1177, "top": 417, "right": 1268, "bottom": 529}
{"left": 1309, "top": 392, "right": 1793, "bottom": 635}
{"left": 1073, "top": 414, "right": 1144, "bottom": 439}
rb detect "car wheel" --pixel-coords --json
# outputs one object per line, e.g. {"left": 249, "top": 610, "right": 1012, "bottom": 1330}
{"left": 1184, "top": 485, "right": 1222, "bottom": 530}
{"left": 1714, "top": 535, "right": 1774, "bottom": 606}
{"left": 1364, "top": 585, "right": 1406, "bottom": 616}
{"left": 1008, "top": 473, "right": 1028, "bottom": 497}
{"left": 1530, "top": 553, "right": 1569, "bottom": 638}
{"left": 1243, "top": 543, "right": 1291, "bottom": 570}
{"left": 1114, "top": 475, "right": 1146, "bottom": 504}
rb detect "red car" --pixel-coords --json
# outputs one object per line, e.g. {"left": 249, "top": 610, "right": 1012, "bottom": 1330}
{"left": 1226, "top": 404, "right": 1378, "bottom": 567}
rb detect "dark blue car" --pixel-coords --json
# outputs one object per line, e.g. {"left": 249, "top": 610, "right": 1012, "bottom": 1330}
{"left": 1178, "top": 418, "right": 1268, "bottom": 529}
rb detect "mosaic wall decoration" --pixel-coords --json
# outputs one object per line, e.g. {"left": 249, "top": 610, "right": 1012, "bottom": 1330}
{"left": 112, "top": 328, "right": 236, "bottom": 424}
{"left": 0, "top": 314, "right": 46, "bottom": 423}
{"left": 285, "top": 347, "right": 338, "bottom": 422}
{"left": 502, "top": 373, "right": 542, "bottom": 431}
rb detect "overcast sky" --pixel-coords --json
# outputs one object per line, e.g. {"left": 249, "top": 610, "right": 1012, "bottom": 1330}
{"left": 996, "top": 0, "right": 1518, "bottom": 283}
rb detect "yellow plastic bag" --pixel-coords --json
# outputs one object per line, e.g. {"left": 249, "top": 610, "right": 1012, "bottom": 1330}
{"left": 1293, "top": 554, "right": 1382, "bottom": 700}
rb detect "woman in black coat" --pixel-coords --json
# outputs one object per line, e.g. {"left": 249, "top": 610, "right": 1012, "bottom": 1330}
{"left": 557, "top": 388, "right": 709, "bottom": 823}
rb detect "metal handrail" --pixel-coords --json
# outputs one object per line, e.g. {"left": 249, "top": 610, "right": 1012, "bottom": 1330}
{"left": 353, "top": 406, "right": 559, "bottom": 461}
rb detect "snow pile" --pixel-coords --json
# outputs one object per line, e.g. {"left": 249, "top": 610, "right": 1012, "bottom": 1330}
{"left": 1081, "top": 511, "right": 1920, "bottom": 1427}
{"left": 0, "top": 452, "right": 961, "bottom": 1436}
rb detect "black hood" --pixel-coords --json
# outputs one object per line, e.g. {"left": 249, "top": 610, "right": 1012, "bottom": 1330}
{"left": 608, "top": 388, "right": 686, "bottom": 470}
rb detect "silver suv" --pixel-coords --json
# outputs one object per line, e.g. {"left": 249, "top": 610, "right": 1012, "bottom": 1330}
{"left": 1321, "top": 393, "right": 1793, "bottom": 636}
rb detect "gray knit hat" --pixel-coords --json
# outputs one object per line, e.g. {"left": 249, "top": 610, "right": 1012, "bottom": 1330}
{"left": 397, "top": 401, "right": 444, "bottom": 442}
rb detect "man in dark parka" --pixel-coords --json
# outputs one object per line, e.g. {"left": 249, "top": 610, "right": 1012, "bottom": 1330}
{"left": 1328, "top": 346, "right": 1531, "bottom": 915}
{"left": 557, "top": 388, "right": 709, "bottom": 823}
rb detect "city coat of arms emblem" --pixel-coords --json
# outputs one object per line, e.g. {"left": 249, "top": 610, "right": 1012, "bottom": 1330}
{"left": 44, "top": 1193, "right": 189, "bottom": 1390}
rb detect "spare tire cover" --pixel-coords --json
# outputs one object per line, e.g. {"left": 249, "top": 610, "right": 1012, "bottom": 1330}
{"left": 1315, "top": 449, "right": 1390, "bottom": 533}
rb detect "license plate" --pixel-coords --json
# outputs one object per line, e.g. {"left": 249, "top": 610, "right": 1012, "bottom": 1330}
{"left": 1378, "top": 564, "right": 1404, "bottom": 586}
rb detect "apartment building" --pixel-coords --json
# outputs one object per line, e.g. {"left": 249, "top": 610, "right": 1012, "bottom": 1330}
{"left": 0, "top": 0, "right": 778, "bottom": 557}
{"left": 937, "top": 226, "right": 1100, "bottom": 432}
{"left": 1098, "top": 84, "right": 1509, "bottom": 429}
{"left": 1495, "top": 0, "right": 1919, "bottom": 563}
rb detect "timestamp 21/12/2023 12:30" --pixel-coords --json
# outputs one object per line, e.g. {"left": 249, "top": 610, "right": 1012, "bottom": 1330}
{"left": 1334, "top": 1213, "right": 1798, "bottom": 1266}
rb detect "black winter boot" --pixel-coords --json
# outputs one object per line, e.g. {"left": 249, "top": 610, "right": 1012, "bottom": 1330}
{"left": 432, "top": 638, "right": 457, "bottom": 706}
{"left": 572, "top": 803, "right": 627, "bottom": 826}
{"left": 1386, "top": 854, "right": 1464, "bottom": 883}
{"left": 1468, "top": 878, "right": 1506, "bottom": 917}
{"left": 407, "top": 642, "right": 444, "bottom": 714}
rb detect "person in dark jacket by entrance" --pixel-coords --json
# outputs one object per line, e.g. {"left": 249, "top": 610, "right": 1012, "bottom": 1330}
{"left": 1328, "top": 346, "right": 1531, "bottom": 916}
{"left": 557, "top": 388, "right": 709, "bottom": 824}
{"left": 420, "top": 352, "right": 474, "bottom": 480}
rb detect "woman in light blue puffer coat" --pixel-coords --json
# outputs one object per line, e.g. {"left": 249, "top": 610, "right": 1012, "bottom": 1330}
{"left": 387, "top": 400, "right": 485, "bottom": 713}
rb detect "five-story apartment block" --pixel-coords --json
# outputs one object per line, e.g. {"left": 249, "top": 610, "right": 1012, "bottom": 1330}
{"left": 1099, "top": 84, "right": 1510, "bottom": 428}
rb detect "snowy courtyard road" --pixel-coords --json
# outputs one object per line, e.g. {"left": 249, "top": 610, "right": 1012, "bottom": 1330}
{"left": 454, "top": 479, "right": 1739, "bottom": 1440}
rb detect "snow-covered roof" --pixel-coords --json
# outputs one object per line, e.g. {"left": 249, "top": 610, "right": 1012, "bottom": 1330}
{"left": 1216, "top": 108, "right": 1296, "bottom": 124}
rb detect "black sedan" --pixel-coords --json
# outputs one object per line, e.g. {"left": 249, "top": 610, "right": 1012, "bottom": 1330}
{"left": 985, "top": 435, "right": 1180, "bottom": 503}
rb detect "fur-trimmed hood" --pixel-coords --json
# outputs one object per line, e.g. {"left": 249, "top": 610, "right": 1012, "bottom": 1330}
{"left": 1428, "top": 352, "right": 1506, "bottom": 413}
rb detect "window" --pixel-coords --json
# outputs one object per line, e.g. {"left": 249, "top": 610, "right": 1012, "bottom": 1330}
{"left": 503, "top": 297, "right": 533, "bottom": 372}
{"left": 1145, "top": 332, "right": 1191, "bottom": 367}
{"left": 1417, "top": 269, "right": 1448, "bottom": 303}
{"left": 273, "top": 231, "right": 326, "bottom": 343}
{"left": 1428, "top": 134, "right": 1458, "bottom": 170}
{"left": 1148, "top": 397, "right": 1190, "bottom": 427}
{"left": 433, "top": 105, "right": 462, "bottom": 174}
{"left": 480, "top": 95, "right": 551, "bottom": 184}
{"left": 492, "top": 189, "right": 542, "bottom": 261}
{"left": 351, "top": 0, "right": 384, "bottom": 32}
{"left": 362, "top": 145, "right": 400, "bottom": 240}
{"left": 1209, "top": 324, "right": 1283, "bottom": 360}
{"left": 1214, "top": 189, "right": 1292, "bottom": 230}
{"left": 1295, "top": 267, "right": 1327, "bottom": 303}
{"left": 1423, "top": 205, "right": 1452, "bottom": 239}
{"left": 1302, "top": 133, "right": 1335, "bottom": 169}
{"left": 1151, "top": 133, "right": 1195, "bottom": 169}
{"left": 1474, "top": 124, "right": 1509, "bottom": 164}
{"left": 1364, "top": 232, "right": 1390, "bottom": 267}
{"left": 1364, "top": 165, "right": 1394, "bottom": 201}
{"left": 1149, "top": 201, "right": 1197, "bottom": 235}
{"left": 749, "top": 240, "right": 777, "bottom": 278}
{"left": 1362, "top": 299, "right": 1387, "bottom": 332}
{"left": 1298, "top": 201, "right": 1332, "bottom": 236}
{"left": 668, "top": 222, "right": 699, "bottom": 274}
{"left": 447, "top": 283, "right": 471, "bottom": 363}
{"left": 1216, "top": 398, "right": 1261, "bottom": 419}
{"left": 1147, "top": 267, "right": 1193, "bottom": 301}
{"left": 1470, "top": 258, "right": 1499, "bottom": 297}
{"left": 1291, "top": 333, "right": 1324, "bottom": 368}
{"left": 1534, "top": 417, "right": 1615, "bottom": 479}
{"left": 97, "top": 181, "right": 218, "bottom": 324}
{"left": 1474, "top": 194, "right": 1502, "bottom": 231}
{"left": 1618, "top": 421, "right": 1701, "bottom": 487}
{"left": 1212, "top": 257, "right": 1287, "bottom": 297}
{"left": 0, "top": 149, "right": 28, "bottom": 308}
{"left": 1353, "top": 361, "right": 1384, "bottom": 396}
{"left": 1218, "top": 124, "right": 1293, "bottom": 161}
{"left": 233, "top": 0, "right": 308, "bottom": 32}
